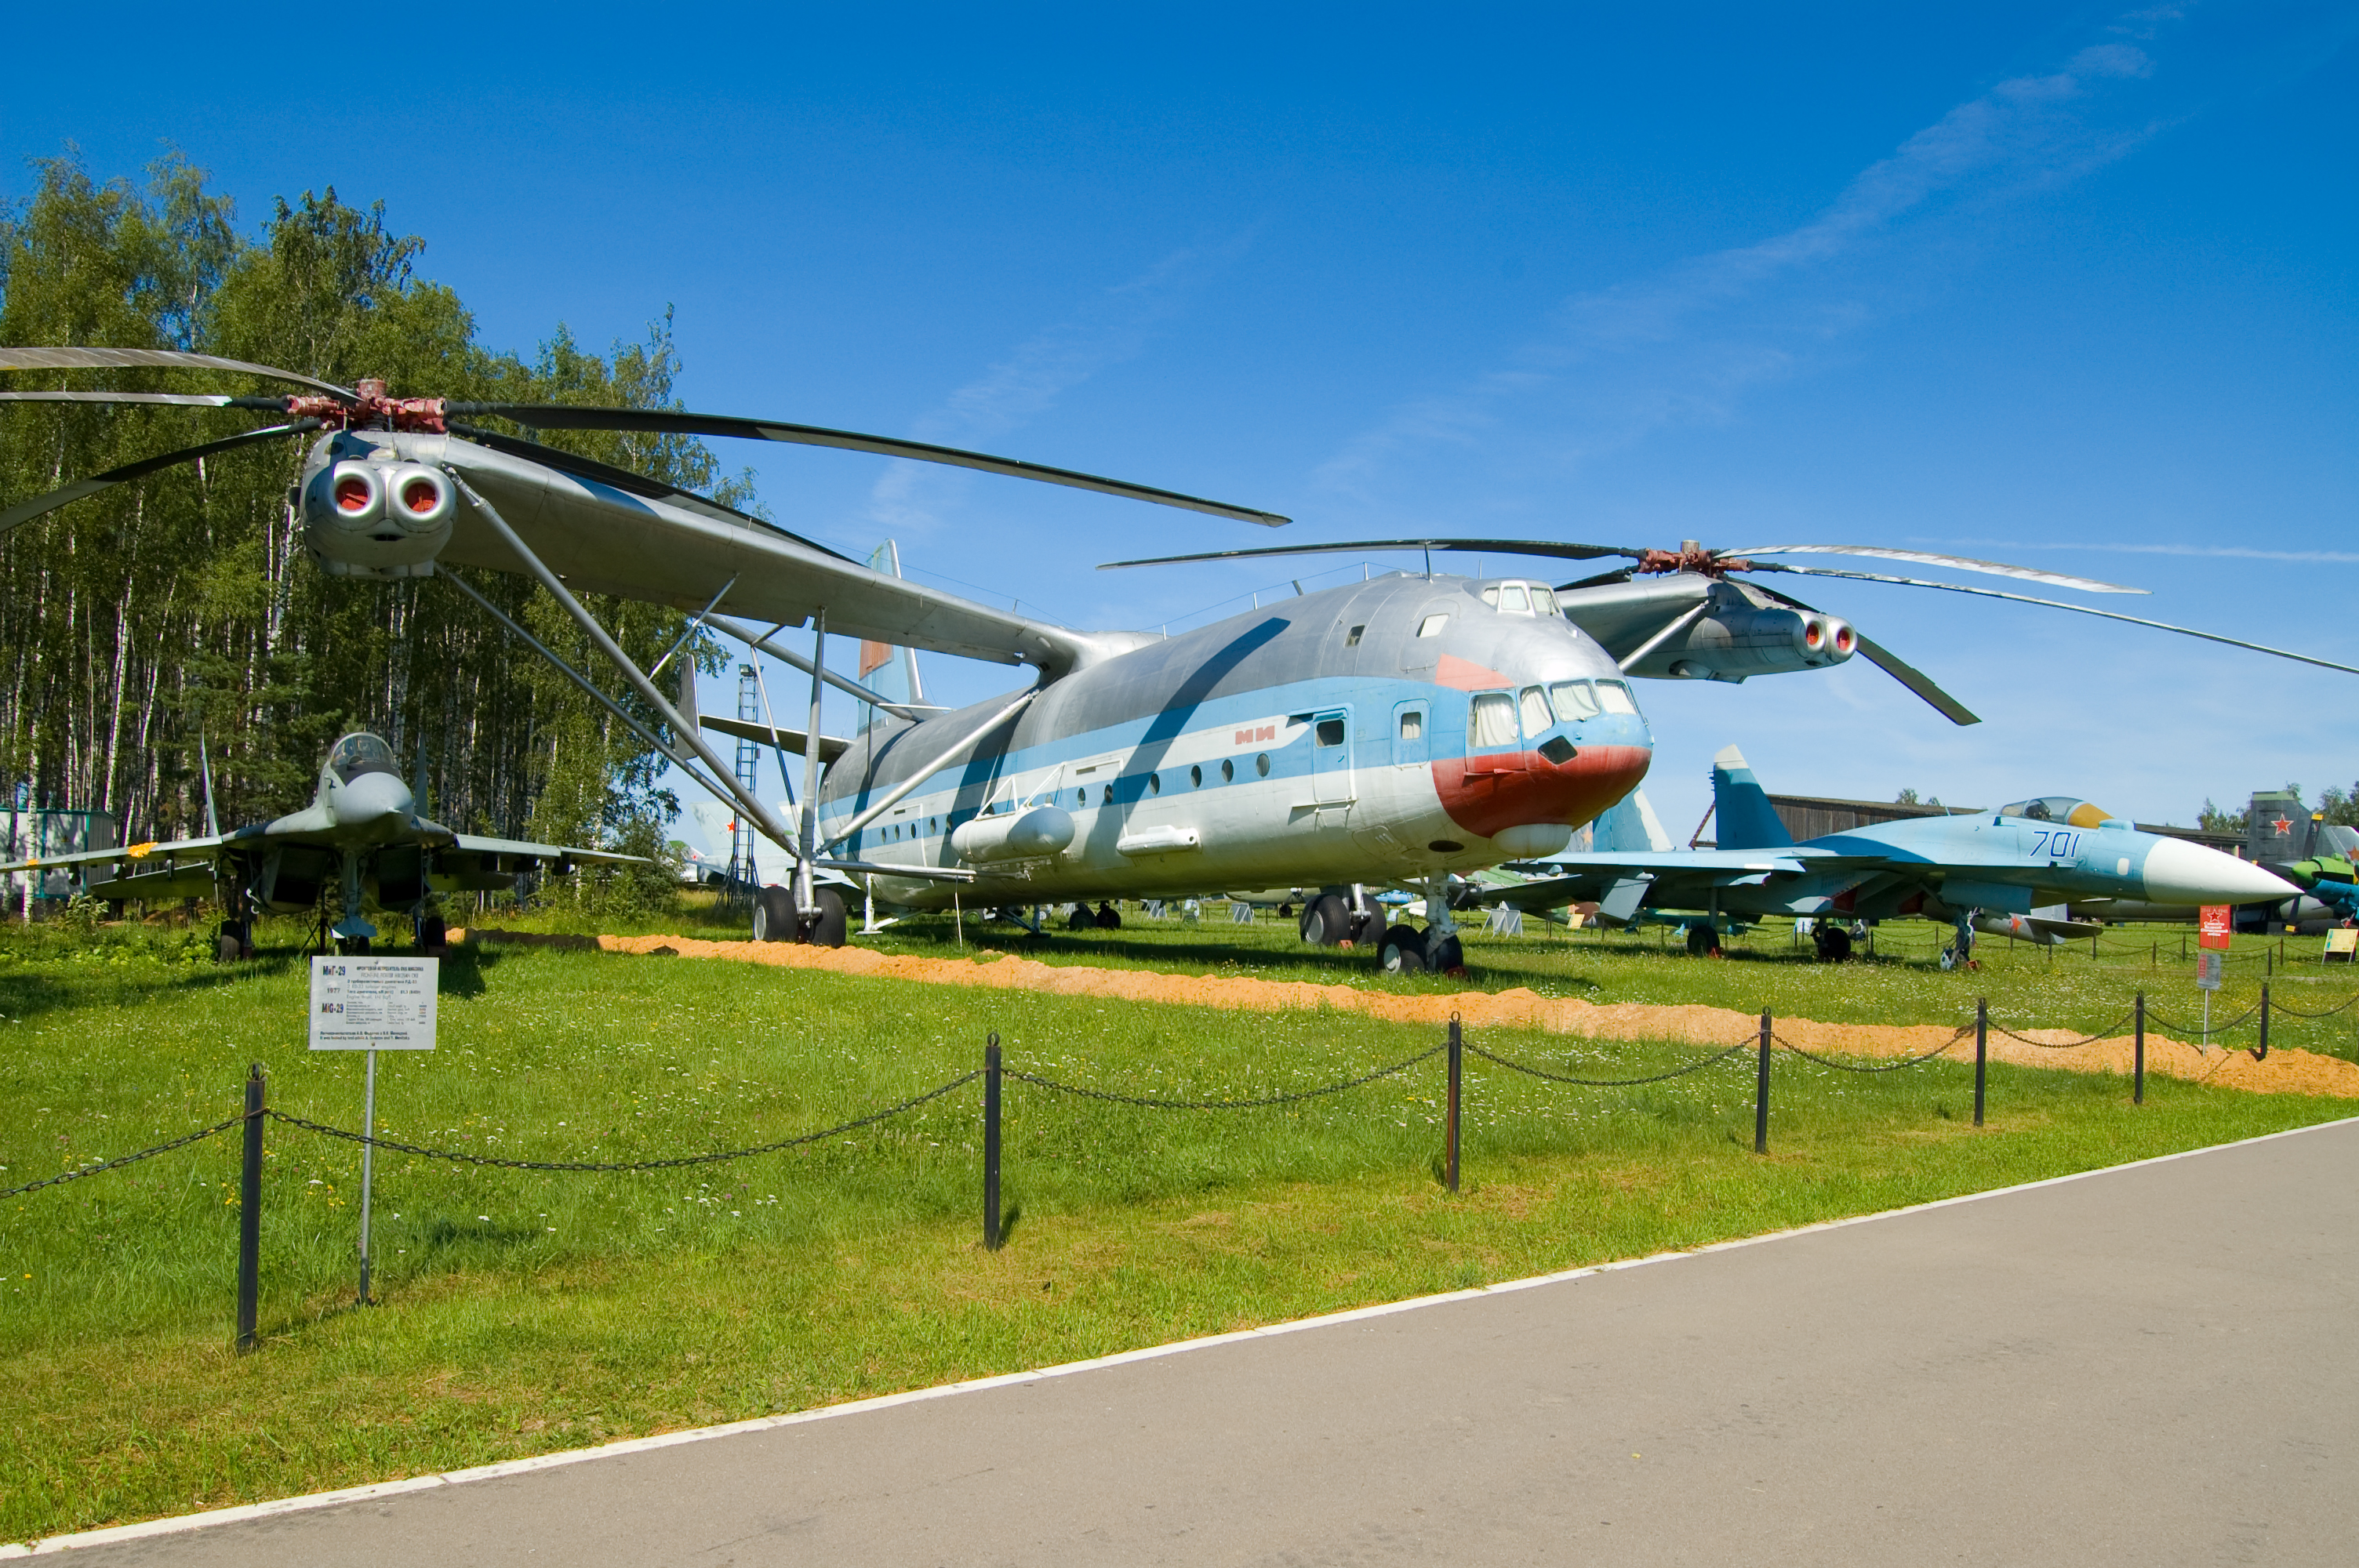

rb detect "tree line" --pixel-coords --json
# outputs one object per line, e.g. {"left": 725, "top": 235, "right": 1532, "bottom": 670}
{"left": 0, "top": 154, "right": 747, "bottom": 859}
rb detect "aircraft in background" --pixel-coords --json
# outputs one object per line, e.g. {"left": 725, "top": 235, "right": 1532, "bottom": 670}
{"left": 1485, "top": 746, "right": 2296, "bottom": 964}
{"left": 0, "top": 732, "right": 639, "bottom": 954}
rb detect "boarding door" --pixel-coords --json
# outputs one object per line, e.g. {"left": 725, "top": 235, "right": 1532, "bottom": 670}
{"left": 1310, "top": 709, "right": 1353, "bottom": 804}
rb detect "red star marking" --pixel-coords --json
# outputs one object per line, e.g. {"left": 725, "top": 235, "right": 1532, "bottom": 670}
{"left": 2272, "top": 817, "right": 2294, "bottom": 836}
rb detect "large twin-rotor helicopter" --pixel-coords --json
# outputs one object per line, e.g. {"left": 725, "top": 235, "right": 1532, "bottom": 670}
{"left": 4, "top": 344, "right": 2350, "bottom": 970}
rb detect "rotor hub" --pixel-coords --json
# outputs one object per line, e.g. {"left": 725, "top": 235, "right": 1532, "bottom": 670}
{"left": 285, "top": 381, "right": 448, "bottom": 434}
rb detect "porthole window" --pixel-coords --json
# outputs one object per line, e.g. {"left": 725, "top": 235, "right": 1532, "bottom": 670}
{"left": 1103, "top": 785, "right": 1114, "bottom": 805}
{"left": 1256, "top": 752, "right": 1270, "bottom": 777}
{"left": 1075, "top": 789, "right": 1086, "bottom": 808}
{"left": 1345, "top": 624, "right": 1365, "bottom": 646}
{"left": 1221, "top": 758, "right": 1235, "bottom": 783}
{"left": 1416, "top": 613, "right": 1449, "bottom": 638}
{"left": 1148, "top": 772, "right": 1161, "bottom": 795}
{"left": 1190, "top": 764, "right": 1203, "bottom": 788}
{"left": 1398, "top": 710, "right": 1423, "bottom": 740}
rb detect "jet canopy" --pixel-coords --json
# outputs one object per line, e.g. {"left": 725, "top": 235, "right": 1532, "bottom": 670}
{"left": 1996, "top": 796, "right": 2118, "bottom": 828}
{"left": 329, "top": 733, "right": 399, "bottom": 784}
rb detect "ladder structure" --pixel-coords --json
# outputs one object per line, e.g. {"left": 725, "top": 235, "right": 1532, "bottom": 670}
{"left": 725, "top": 663, "right": 762, "bottom": 900}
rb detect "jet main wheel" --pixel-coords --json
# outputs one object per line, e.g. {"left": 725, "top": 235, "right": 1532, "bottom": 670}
{"left": 1425, "top": 931, "right": 1465, "bottom": 975}
{"left": 752, "top": 885, "right": 797, "bottom": 942}
{"left": 1813, "top": 925, "right": 1853, "bottom": 963}
{"left": 1067, "top": 902, "right": 1094, "bottom": 931}
{"left": 1300, "top": 893, "right": 1353, "bottom": 946}
{"left": 804, "top": 887, "right": 849, "bottom": 948}
{"left": 1685, "top": 924, "right": 1722, "bottom": 957}
{"left": 1379, "top": 924, "right": 1427, "bottom": 975}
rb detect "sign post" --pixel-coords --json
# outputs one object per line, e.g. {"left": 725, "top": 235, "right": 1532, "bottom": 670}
{"left": 2197, "top": 906, "right": 2230, "bottom": 1044}
{"left": 309, "top": 956, "right": 437, "bottom": 1304}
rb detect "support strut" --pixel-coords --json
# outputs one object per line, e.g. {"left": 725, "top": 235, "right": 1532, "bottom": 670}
{"left": 445, "top": 475, "right": 799, "bottom": 854}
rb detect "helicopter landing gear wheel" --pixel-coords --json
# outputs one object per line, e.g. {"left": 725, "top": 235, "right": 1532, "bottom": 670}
{"left": 804, "top": 887, "right": 848, "bottom": 948}
{"left": 1380, "top": 924, "right": 1427, "bottom": 975}
{"left": 1300, "top": 893, "right": 1353, "bottom": 946}
{"left": 752, "top": 885, "right": 796, "bottom": 942}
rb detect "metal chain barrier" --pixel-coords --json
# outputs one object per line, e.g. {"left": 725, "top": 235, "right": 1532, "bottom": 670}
{"left": 1983, "top": 1012, "right": 2136, "bottom": 1049}
{"left": 2266, "top": 991, "right": 2359, "bottom": 1021}
{"left": 0, "top": 1113, "right": 246, "bottom": 1203}
{"left": 1772, "top": 1029, "right": 1972, "bottom": 1073}
{"left": 266, "top": 1071, "right": 982, "bottom": 1172}
{"left": 2142, "top": 1004, "right": 2263, "bottom": 1039}
{"left": 1007, "top": 1043, "right": 1448, "bottom": 1109}
{"left": 1466, "top": 1035, "right": 1755, "bottom": 1087}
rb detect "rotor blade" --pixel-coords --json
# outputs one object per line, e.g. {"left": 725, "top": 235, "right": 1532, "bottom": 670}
{"left": 1101, "top": 536, "right": 1650, "bottom": 570}
{"left": 445, "top": 423, "right": 858, "bottom": 564}
{"left": 1557, "top": 565, "right": 1638, "bottom": 592}
{"left": 0, "top": 420, "right": 323, "bottom": 535}
{"left": 0, "top": 347, "right": 354, "bottom": 400}
{"left": 448, "top": 403, "right": 1289, "bottom": 526}
{"left": 1760, "top": 565, "right": 2359, "bottom": 677}
{"left": 1728, "top": 544, "right": 2143, "bottom": 594}
{"left": 0, "top": 390, "right": 286, "bottom": 409}
{"left": 1753, "top": 583, "right": 1982, "bottom": 726}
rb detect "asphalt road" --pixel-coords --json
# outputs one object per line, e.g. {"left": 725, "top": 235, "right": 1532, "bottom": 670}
{"left": 47, "top": 1119, "right": 2359, "bottom": 1565}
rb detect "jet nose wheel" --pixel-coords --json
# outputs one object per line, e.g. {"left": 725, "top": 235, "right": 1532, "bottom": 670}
{"left": 1685, "top": 924, "right": 1723, "bottom": 958}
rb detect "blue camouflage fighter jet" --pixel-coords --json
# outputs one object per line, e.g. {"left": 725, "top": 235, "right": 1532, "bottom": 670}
{"left": 1489, "top": 746, "right": 2297, "bottom": 964}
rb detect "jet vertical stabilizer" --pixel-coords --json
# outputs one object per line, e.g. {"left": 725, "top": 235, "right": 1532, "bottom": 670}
{"left": 856, "top": 540, "right": 927, "bottom": 729}
{"left": 1710, "top": 745, "right": 1793, "bottom": 850}
{"left": 1590, "top": 787, "right": 1673, "bottom": 853}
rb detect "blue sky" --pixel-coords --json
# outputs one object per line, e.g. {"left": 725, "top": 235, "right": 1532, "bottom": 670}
{"left": 7, "top": 2, "right": 2355, "bottom": 849}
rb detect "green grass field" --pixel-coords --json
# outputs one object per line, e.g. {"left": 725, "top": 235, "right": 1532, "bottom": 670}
{"left": 2, "top": 912, "right": 2352, "bottom": 1541}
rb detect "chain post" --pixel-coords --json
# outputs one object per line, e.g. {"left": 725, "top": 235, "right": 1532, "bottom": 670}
{"left": 237, "top": 1064, "right": 264, "bottom": 1354}
{"left": 2256, "top": 983, "right": 2270, "bottom": 1062}
{"left": 1445, "top": 1014, "right": 1462, "bottom": 1194}
{"left": 1754, "top": 1009, "right": 1772, "bottom": 1155}
{"left": 2133, "top": 992, "right": 2145, "bottom": 1105}
{"left": 1973, "top": 997, "right": 1987, "bottom": 1127}
{"left": 983, "top": 1033, "right": 1002, "bottom": 1251}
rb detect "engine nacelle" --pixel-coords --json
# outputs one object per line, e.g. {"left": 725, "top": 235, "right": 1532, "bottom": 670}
{"left": 1650, "top": 605, "right": 1856, "bottom": 682}
{"left": 951, "top": 804, "right": 1075, "bottom": 865}
{"left": 300, "top": 448, "right": 455, "bottom": 580}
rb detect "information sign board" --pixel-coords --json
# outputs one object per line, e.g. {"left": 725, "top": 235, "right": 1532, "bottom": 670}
{"left": 2197, "top": 906, "right": 2232, "bottom": 951}
{"left": 2194, "top": 951, "right": 2224, "bottom": 990}
{"left": 308, "top": 956, "right": 438, "bottom": 1051}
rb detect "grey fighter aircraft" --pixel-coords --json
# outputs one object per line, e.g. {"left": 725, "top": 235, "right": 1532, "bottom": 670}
{"left": 1485, "top": 746, "right": 2298, "bottom": 964}
{"left": 0, "top": 732, "right": 639, "bottom": 952}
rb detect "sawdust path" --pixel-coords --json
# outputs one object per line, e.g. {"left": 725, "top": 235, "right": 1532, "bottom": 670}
{"left": 449, "top": 927, "right": 2359, "bottom": 1098}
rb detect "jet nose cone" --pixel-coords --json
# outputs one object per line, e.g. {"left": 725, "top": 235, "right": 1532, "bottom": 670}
{"left": 2143, "top": 837, "right": 2301, "bottom": 906}
{"left": 335, "top": 771, "right": 414, "bottom": 827}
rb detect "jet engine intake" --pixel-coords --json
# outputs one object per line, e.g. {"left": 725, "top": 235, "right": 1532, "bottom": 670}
{"left": 1648, "top": 605, "right": 1856, "bottom": 681}
{"left": 300, "top": 445, "right": 454, "bottom": 581}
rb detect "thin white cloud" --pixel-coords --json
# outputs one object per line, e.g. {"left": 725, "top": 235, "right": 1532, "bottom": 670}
{"left": 1317, "top": 10, "right": 2179, "bottom": 497}
{"left": 868, "top": 230, "right": 1256, "bottom": 534}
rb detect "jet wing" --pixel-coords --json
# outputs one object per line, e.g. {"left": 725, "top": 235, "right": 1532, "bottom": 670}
{"left": 1485, "top": 848, "right": 1889, "bottom": 912}
{"left": 698, "top": 716, "right": 852, "bottom": 763}
{"left": 0, "top": 834, "right": 231, "bottom": 876}
{"left": 430, "top": 434, "right": 1123, "bottom": 676}
{"left": 448, "top": 834, "right": 649, "bottom": 866}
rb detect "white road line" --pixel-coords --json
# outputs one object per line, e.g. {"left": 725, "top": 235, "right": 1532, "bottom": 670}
{"left": 15, "top": 1111, "right": 2354, "bottom": 1558}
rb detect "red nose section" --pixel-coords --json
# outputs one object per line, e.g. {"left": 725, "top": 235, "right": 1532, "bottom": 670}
{"left": 1432, "top": 744, "right": 1652, "bottom": 840}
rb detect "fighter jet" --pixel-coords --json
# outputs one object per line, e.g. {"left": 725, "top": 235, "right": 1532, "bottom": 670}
{"left": 1487, "top": 746, "right": 2298, "bottom": 964}
{"left": 0, "top": 731, "right": 640, "bottom": 953}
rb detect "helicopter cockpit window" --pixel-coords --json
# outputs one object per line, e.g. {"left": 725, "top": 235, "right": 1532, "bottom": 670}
{"left": 329, "top": 734, "right": 398, "bottom": 783}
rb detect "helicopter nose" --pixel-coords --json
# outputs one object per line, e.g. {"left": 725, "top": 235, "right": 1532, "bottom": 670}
{"left": 334, "top": 771, "right": 415, "bottom": 828}
{"left": 2142, "top": 838, "right": 2300, "bottom": 906}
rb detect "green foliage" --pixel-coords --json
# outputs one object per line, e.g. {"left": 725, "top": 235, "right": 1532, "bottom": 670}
{"left": 0, "top": 153, "right": 737, "bottom": 851}
{"left": 2197, "top": 797, "right": 2241, "bottom": 833}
